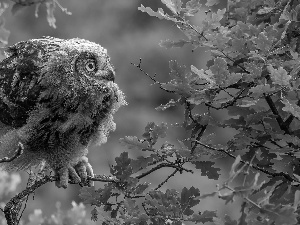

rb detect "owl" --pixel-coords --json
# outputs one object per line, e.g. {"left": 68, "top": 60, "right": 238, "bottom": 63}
{"left": 0, "top": 36, "right": 126, "bottom": 188}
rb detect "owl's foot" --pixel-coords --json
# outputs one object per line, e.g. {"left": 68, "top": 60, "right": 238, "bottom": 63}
{"left": 55, "top": 156, "right": 94, "bottom": 188}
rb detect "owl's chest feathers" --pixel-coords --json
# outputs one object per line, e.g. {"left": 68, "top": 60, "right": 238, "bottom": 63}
{"left": 26, "top": 86, "right": 114, "bottom": 150}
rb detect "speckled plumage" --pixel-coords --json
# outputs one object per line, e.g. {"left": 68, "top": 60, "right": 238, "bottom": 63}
{"left": 0, "top": 36, "right": 126, "bottom": 188}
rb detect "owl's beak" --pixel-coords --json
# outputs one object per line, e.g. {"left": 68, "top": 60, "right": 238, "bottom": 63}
{"left": 106, "top": 69, "right": 115, "bottom": 82}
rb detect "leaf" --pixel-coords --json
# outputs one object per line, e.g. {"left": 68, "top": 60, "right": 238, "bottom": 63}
{"left": 191, "top": 161, "right": 220, "bottom": 179}
{"left": 273, "top": 134, "right": 300, "bottom": 146}
{"left": 250, "top": 84, "right": 275, "bottom": 98}
{"left": 145, "top": 189, "right": 181, "bottom": 216}
{"left": 160, "top": 142, "right": 178, "bottom": 156}
{"left": 244, "top": 62, "right": 262, "bottom": 78}
{"left": 257, "top": 7, "right": 274, "bottom": 15}
{"left": 130, "top": 156, "right": 155, "bottom": 172}
{"left": 267, "top": 65, "right": 291, "bottom": 86}
{"left": 225, "top": 73, "right": 242, "bottom": 86}
{"left": 138, "top": 4, "right": 164, "bottom": 19}
{"left": 209, "top": 57, "right": 230, "bottom": 86}
{"left": 260, "top": 204, "right": 297, "bottom": 225}
{"left": 224, "top": 215, "right": 238, "bottom": 225}
{"left": 238, "top": 99, "right": 258, "bottom": 107}
{"left": 79, "top": 186, "right": 99, "bottom": 205}
{"left": 177, "top": 22, "right": 201, "bottom": 40}
{"left": 119, "top": 136, "right": 149, "bottom": 151}
{"left": 138, "top": 4, "right": 178, "bottom": 22}
{"left": 159, "top": 39, "right": 190, "bottom": 49}
{"left": 91, "top": 207, "right": 98, "bottom": 222}
{"left": 142, "top": 122, "right": 168, "bottom": 145}
{"left": 162, "top": 0, "right": 182, "bottom": 14}
{"left": 269, "top": 182, "right": 288, "bottom": 203}
{"left": 191, "top": 65, "right": 215, "bottom": 86}
{"left": 111, "top": 152, "right": 132, "bottom": 180}
{"left": 293, "top": 190, "right": 300, "bottom": 210}
{"left": 161, "top": 60, "right": 195, "bottom": 96}
{"left": 202, "top": 8, "right": 226, "bottom": 31}
{"left": 189, "top": 210, "right": 217, "bottom": 223}
{"left": 176, "top": 140, "right": 192, "bottom": 157}
{"left": 181, "top": 187, "right": 200, "bottom": 216}
{"left": 253, "top": 32, "right": 273, "bottom": 52}
{"left": 281, "top": 98, "right": 300, "bottom": 120}
{"left": 134, "top": 182, "right": 149, "bottom": 194}
{"left": 124, "top": 198, "right": 139, "bottom": 215}
{"left": 184, "top": 0, "right": 202, "bottom": 16}
{"left": 205, "top": 0, "right": 220, "bottom": 7}
{"left": 156, "top": 99, "right": 178, "bottom": 111}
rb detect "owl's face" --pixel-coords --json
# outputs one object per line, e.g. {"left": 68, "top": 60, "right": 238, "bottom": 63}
{"left": 74, "top": 51, "right": 114, "bottom": 82}
{"left": 66, "top": 38, "right": 115, "bottom": 82}
{"left": 34, "top": 37, "right": 115, "bottom": 90}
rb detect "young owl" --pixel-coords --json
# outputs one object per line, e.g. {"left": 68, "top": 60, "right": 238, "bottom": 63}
{"left": 0, "top": 36, "right": 126, "bottom": 188}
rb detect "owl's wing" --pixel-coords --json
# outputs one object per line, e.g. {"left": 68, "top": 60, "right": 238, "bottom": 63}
{"left": 0, "top": 40, "right": 46, "bottom": 128}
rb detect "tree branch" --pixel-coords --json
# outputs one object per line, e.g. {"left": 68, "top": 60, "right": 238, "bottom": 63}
{"left": 192, "top": 140, "right": 296, "bottom": 183}
{"left": 264, "top": 95, "right": 290, "bottom": 134}
{"left": 135, "top": 163, "right": 193, "bottom": 180}
{"left": 4, "top": 175, "right": 55, "bottom": 225}
{"left": 131, "top": 59, "right": 174, "bottom": 93}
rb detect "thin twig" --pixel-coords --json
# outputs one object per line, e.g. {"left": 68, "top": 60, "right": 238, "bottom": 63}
{"left": 131, "top": 59, "right": 174, "bottom": 93}
{"left": 192, "top": 140, "right": 296, "bottom": 183}
{"left": 135, "top": 163, "right": 193, "bottom": 180}
{"left": 191, "top": 125, "right": 207, "bottom": 154}
{"left": 223, "top": 184, "right": 261, "bottom": 209}
{"left": 154, "top": 169, "right": 178, "bottom": 190}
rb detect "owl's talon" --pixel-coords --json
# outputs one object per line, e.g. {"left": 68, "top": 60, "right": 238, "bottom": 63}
{"left": 75, "top": 161, "right": 88, "bottom": 183}
{"left": 68, "top": 166, "right": 81, "bottom": 184}
{"left": 54, "top": 156, "right": 94, "bottom": 188}
{"left": 85, "top": 162, "right": 94, "bottom": 187}
{"left": 55, "top": 168, "right": 69, "bottom": 189}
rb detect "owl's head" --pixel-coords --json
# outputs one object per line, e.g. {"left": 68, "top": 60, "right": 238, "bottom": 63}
{"left": 64, "top": 38, "right": 115, "bottom": 82}
{"left": 29, "top": 37, "right": 115, "bottom": 85}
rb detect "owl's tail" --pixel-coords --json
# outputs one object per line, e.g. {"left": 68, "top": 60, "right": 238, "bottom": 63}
{"left": 0, "top": 128, "right": 41, "bottom": 171}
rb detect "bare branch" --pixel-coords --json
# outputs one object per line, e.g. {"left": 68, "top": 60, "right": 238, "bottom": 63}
{"left": 131, "top": 59, "right": 174, "bottom": 93}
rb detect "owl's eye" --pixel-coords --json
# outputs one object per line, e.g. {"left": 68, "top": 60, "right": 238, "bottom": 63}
{"left": 85, "top": 61, "right": 96, "bottom": 72}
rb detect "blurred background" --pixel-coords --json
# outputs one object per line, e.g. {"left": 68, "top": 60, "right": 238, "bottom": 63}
{"left": 0, "top": 0, "right": 239, "bottom": 222}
